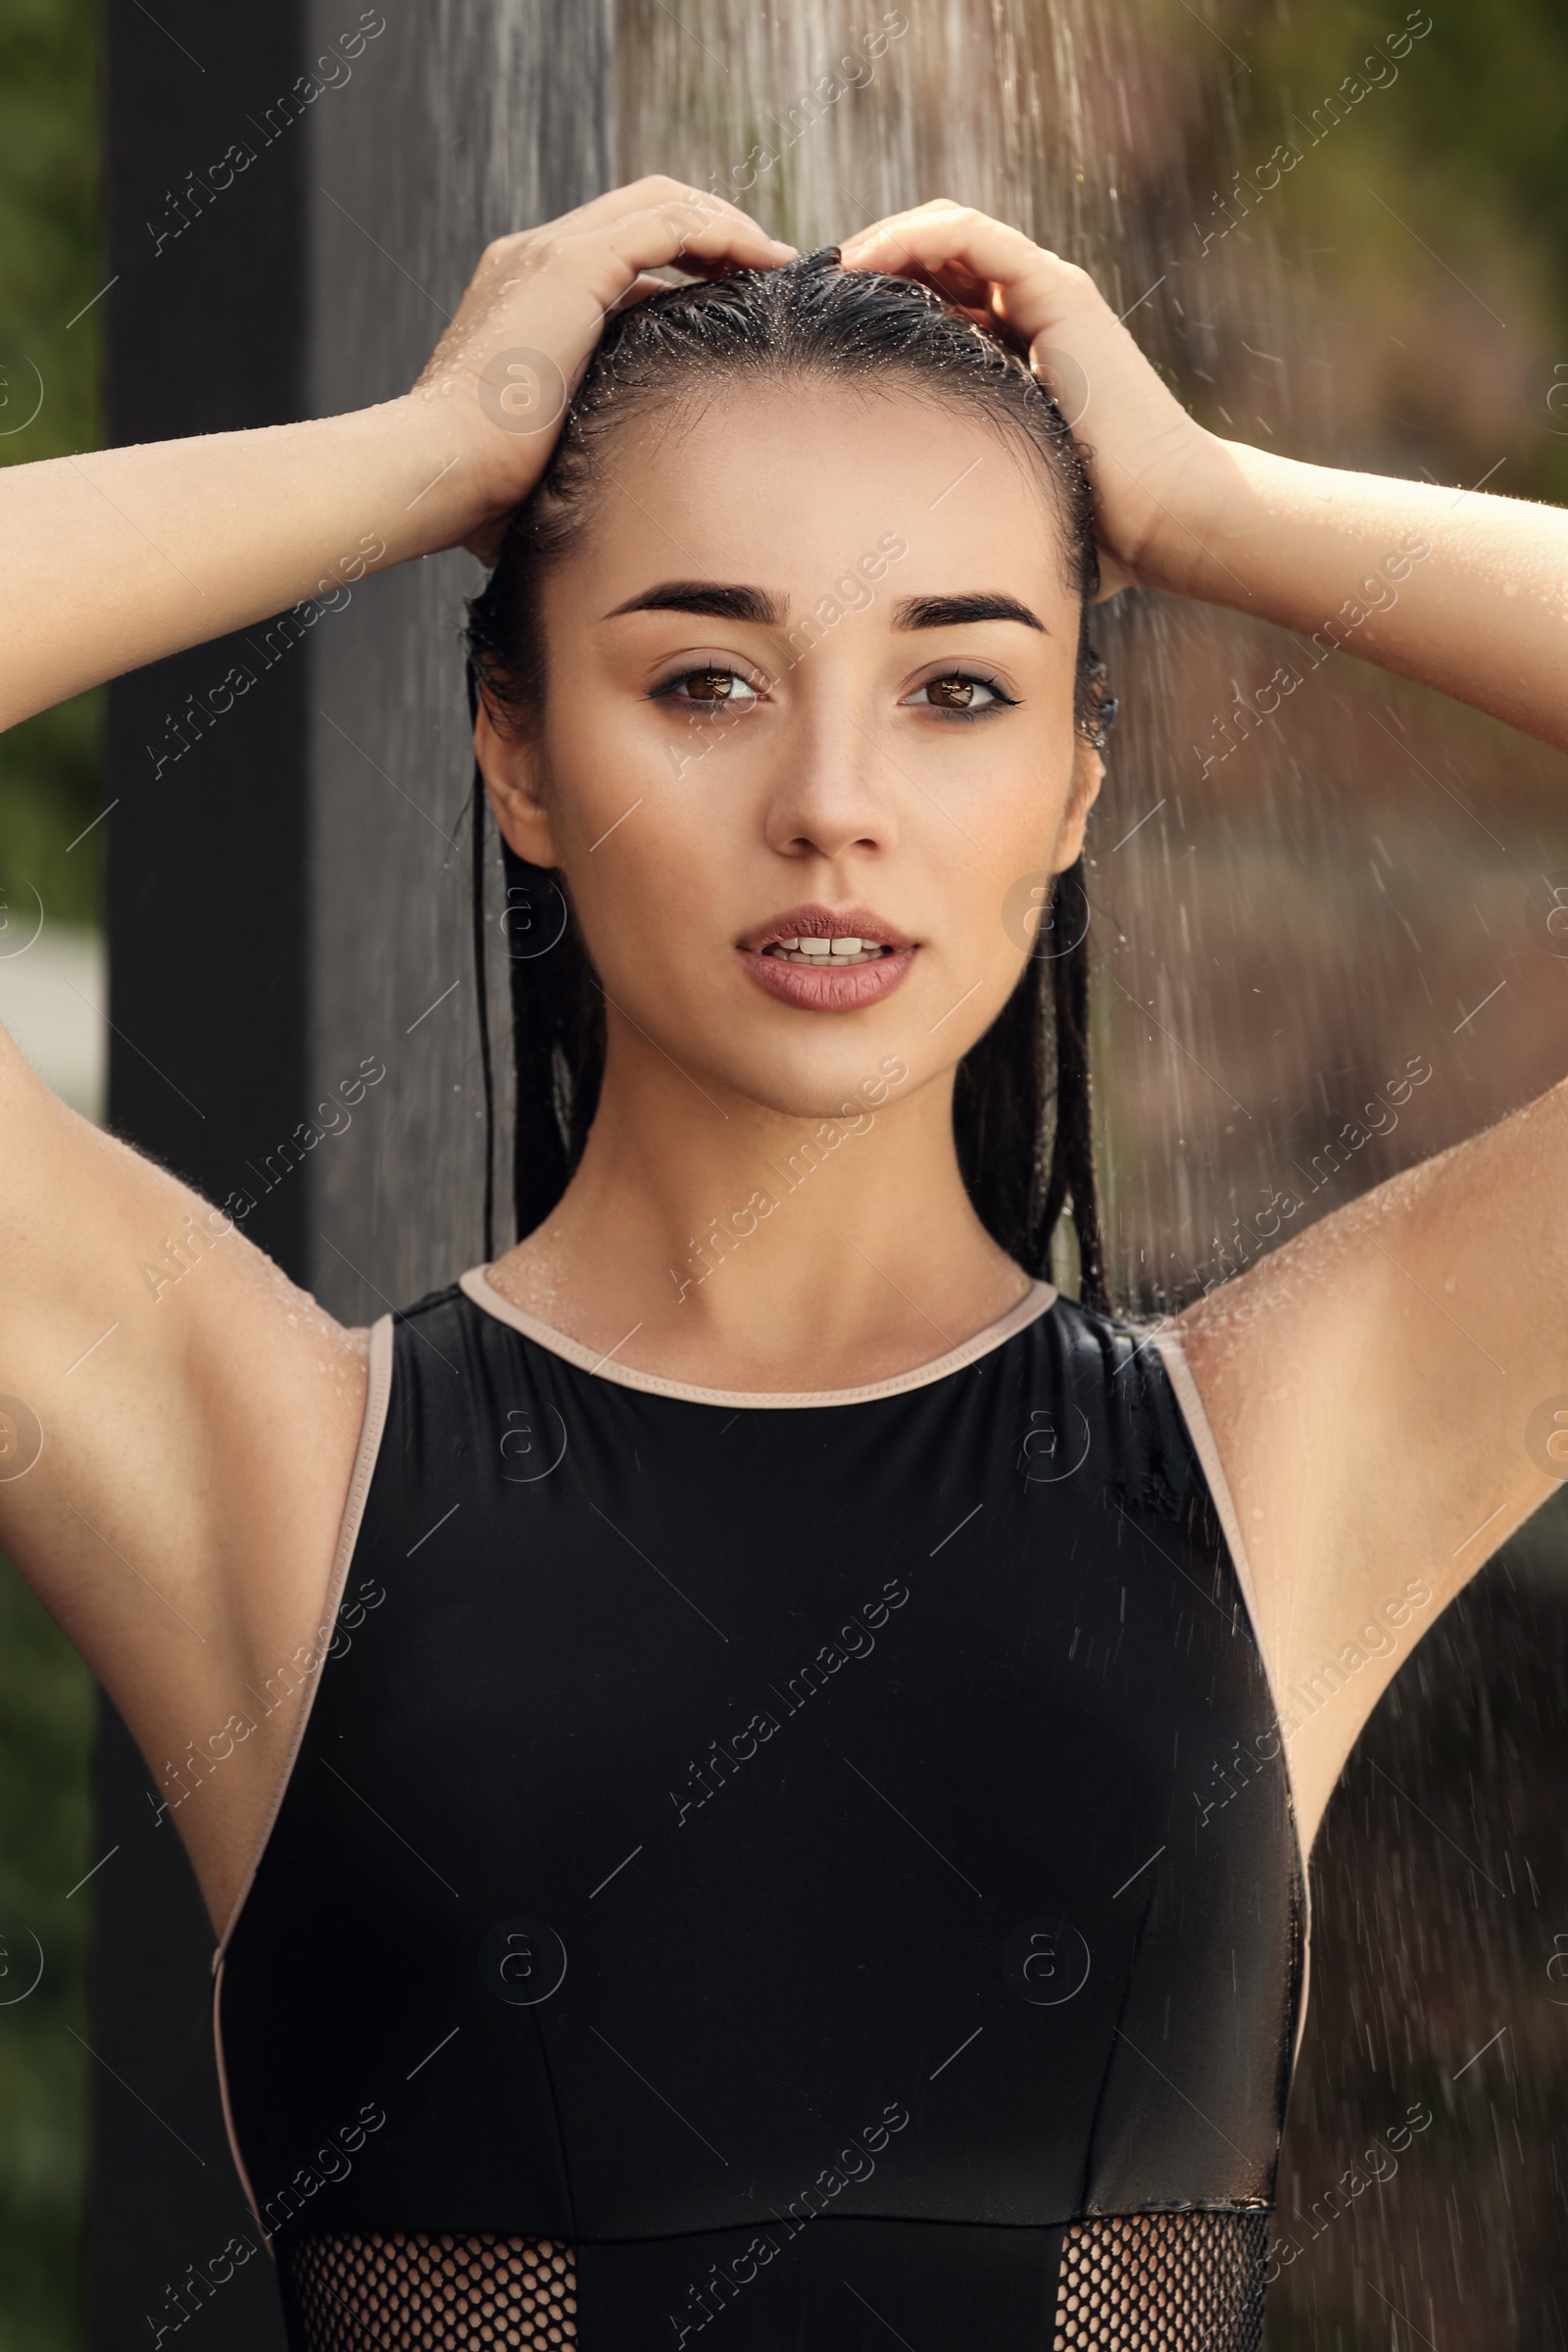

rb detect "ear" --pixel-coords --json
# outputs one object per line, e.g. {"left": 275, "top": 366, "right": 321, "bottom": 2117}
{"left": 474, "top": 695, "right": 560, "bottom": 868}
{"left": 1054, "top": 740, "right": 1104, "bottom": 871}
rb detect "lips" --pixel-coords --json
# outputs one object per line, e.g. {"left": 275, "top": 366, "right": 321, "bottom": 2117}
{"left": 737, "top": 904, "right": 917, "bottom": 1010}
{"left": 741, "top": 904, "right": 913, "bottom": 953}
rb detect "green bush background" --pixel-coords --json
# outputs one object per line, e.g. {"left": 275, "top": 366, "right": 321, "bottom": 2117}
{"left": 1, "top": 0, "right": 102, "bottom": 930}
{"left": 2, "top": 1, "right": 99, "bottom": 2343}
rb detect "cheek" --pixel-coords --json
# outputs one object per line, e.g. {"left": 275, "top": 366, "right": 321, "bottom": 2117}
{"left": 544, "top": 707, "right": 751, "bottom": 969}
{"left": 545, "top": 684, "right": 762, "bottom": 855}
{"left": 543, "top": 692, "right": 662, "bottom": 851}
{"left": 977, "top": 726, "right": 1081, "bottom": 888}
{"left": 960, "top": 734, "right": 1082, "bottom": 999}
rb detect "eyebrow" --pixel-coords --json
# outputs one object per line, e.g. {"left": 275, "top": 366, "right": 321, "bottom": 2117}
{"left": 603, "top": 581, "right": 783, "bottom": 624}
{"left": 603, "top": 581, "right": 1048, "bottom": 633}
{"left": 893, "top": 592, "right": 1046, "bottom": 633}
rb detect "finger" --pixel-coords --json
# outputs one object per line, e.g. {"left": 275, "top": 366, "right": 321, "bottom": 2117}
{"left": 906, "top": 259, "right": 996, "bottom": 311}
{"left": 609, "top": 255, "right": 760, "bottom": 310}
{"left": 623, "top": 196, "right": 794, "bottom": 270}
{"left": 840, "top": 197, "right": 979, "bottom": 246}
{"left": 844, "top": 228, "right": 993, "bottom": 300}
{"left": 843, "top": 207, "right": 1071, "bottom": 326}
{"left": 1089, "top": 566, "right": 1132, "bottom": 606}
{"left": 488, "top": 177, "right": 789, "bottom": 279}
{"left": 842, "top": 209, "right": 1101, "bottom": 364}
{"left": 605, "top": 272, "right": 670, "bottom": 316}
{"left": 839, "top": 200, "right": 983, "bottom": 265}
{"left": 838, "top": 240, "right": 1016, "bottom": 349}
{"left": 583, "top": 200, "right": 797, "bottom": 298}
{"left": 570, "top": 173, "right": 782, "bottom": 242}
{"left": 615, "top": 172, "right": 769, "bottom": 225}
{"left": 843, "top": 206, "right": 1048, "bottom": 293}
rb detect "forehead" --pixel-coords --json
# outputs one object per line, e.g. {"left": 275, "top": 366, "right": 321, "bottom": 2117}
{"left": 561, "top": 377, "right": 1077, "bottom": 614}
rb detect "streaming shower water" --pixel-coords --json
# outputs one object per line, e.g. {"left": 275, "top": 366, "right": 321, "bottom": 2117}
{"left": 303, "top": 3, "right": 1568, "bottom": 2339}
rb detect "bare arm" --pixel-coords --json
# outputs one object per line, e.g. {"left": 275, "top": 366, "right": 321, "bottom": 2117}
{"left": 0, "top": 179, "right": 795, "bottom": 1930}
{"left": 1134, "top": 437, "right": 1568, "bottom": 754}
{"left": 0, "top": 178, "right": 795, "bottom": 729}
{"left": 842, "top": 203, "right": 1568, "bottom": 752}
{"left": 0, "top": 405, "right": 467, "bottom": 728}
{"left": 844, "top": 207, "right": 1568, "bottom": 1857}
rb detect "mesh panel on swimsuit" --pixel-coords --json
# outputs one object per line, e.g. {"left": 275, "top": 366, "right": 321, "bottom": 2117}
{"left": 1054, "top": 2210, "right": 1272, "bottom": 2352}
{"left": 274, "top": 2213, "right": 1271, "bottom": 2350}
{"left": 273, "top": 2230, "right": 578, "bottom": 2349}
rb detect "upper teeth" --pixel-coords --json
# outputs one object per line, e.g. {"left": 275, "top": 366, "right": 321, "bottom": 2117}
{"left": 767, "top": 935, "right": 887, "bottom": 963}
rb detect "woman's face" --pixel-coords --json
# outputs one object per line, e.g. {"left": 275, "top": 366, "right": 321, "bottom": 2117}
{"left": 479, "top": 378, "right": 1102, "bottom": 1125}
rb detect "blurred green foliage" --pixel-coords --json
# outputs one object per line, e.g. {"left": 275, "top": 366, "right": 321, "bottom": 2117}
{"left": 1, "top": 8, "right": 101, "bottom": 2344}
{"left": 0, "top": 1555, "right": 93, "bottom": 2352}
{"left": 0, "top": 0, "right": 104, "bottom": 926}
{"left": 1195, "top": 0, "right": 1568, "bottom": 504}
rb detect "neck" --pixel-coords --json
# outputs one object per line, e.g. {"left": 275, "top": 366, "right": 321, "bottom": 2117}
{"left": 487, "top": 1032, "right": 1037, "bottom": 1392}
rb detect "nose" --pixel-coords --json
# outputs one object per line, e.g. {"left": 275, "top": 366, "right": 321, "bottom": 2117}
{"left": 760, "top": 661, "right": 900, "bottom": 867}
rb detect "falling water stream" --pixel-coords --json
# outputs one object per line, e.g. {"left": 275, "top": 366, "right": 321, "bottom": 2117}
{"left": 611, "top": 15, "right": 1568, "bottom": 2327}
{"left": 302, "top": 1, "right": 1568, "bottom": 2340}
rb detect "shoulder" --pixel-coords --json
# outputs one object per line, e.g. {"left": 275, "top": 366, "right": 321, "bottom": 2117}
{"left": 1012, "top": 1290, "right": 1216, "bottom": 1528}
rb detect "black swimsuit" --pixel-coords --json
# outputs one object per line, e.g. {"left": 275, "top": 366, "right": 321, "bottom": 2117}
{"left": 214, "top": 1269, "right": 1309, "bottom": 2350}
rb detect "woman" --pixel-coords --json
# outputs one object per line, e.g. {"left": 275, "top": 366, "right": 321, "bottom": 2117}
{"left": 1, "top": 176, "right": 1563, "bottom": 2347}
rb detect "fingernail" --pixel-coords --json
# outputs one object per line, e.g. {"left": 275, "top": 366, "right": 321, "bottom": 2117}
{"left": 770, "top": 238, "right": 798, "bottom": 256}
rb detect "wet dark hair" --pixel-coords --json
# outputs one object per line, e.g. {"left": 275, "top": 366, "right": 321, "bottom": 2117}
{"left": 465, "top": 247, "right": 1115, "bottom": 1308}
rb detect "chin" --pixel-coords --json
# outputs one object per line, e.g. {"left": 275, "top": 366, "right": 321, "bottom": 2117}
{"left": 706, "top": 1038, "right": 918, "bottom": 1129}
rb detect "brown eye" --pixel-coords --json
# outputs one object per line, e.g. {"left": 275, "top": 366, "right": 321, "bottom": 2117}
{"left": 906, "top": 671, "right": 1014, "bottom": 715}
{"left": 658, "top": 666, "right": 760, "bottom": 709}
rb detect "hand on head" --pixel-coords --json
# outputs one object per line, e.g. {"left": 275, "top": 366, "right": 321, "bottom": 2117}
{"left": 421, "top": 180, "right": 1211, "bottom": 594}
{"left": 410, "top": 176, "right": 798, "bottom": 563}
{"left": 839, "top": 200, "right": 1214, "bottom": 597}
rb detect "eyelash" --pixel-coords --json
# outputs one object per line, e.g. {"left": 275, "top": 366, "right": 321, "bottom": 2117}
{"left": 650, "top": 664, "right": 765, "bottom": 709}
{"left": 647, "top": 664, "right": 1022, "bottom": 718}
{"left": 908, "top": 670, "right": 1020, "bottom": 720}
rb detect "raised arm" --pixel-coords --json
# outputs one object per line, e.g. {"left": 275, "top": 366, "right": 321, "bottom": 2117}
{"left": 0, "top": 180, "right": 795, "bottom": 1931}
{"left": 844, "top": 207, "right": 1568, "bottom": 1855}
{"left": 1132, "top": 439, "right": 1568, "bottom": 754}
{"left": 841, "top": 201, "right": 1568, "bottom": 751}
{"left": 0, "top": 179, "right": 796, "bottom": 728}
